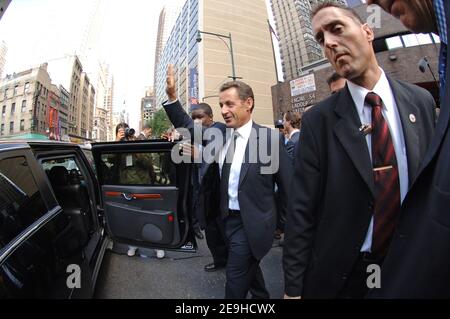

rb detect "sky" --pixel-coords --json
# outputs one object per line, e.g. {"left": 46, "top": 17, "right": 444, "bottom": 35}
{"left": 0, "top": 0, "right": 279, "bottom": 129}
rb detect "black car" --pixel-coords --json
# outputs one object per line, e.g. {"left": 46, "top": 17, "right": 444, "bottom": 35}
{"left": 0, "top": 139, "right": 196, "bottom": 298}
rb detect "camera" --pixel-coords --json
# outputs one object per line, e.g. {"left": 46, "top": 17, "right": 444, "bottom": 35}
{"left": 121, "top": 128, "right": 135, "bottom": 141}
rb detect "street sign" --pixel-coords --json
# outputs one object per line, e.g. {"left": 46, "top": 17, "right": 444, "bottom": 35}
{"left": 290, "top": 74, "right": 316, "bottom": 97}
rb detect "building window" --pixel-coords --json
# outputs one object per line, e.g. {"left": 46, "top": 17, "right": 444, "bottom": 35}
{"left": 9, "top": 121, "right": 14, "bottom": 134}
{"left": 21, "top": 100, "right": 26, "bottom": 113}
{"left": 24, "top": 82, "right": 30, "bottom": 94}
{"left": 4, "top": 88, "right": 7, "bottom": 98}
{"left": 2, "top": 105, "right": 5, "bottom": 117}
{"left": 10, "top": 103, "right": 15, "bottom": 115}
{"left": 1, "top": 124, "right": 4, "bottom": 135}
{"left": 13, "top": 85, "right": 18, "bottom": 96}
{"left": 20, "top": 119, "right": 25, "bottom": 131}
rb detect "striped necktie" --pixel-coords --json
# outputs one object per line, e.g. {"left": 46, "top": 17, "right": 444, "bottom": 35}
{"left": 365, "top": 92, "right": 401, "bottom": 259}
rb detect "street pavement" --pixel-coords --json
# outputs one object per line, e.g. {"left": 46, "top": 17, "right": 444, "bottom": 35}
{"left": 94, "top": 234, "right": 284, "bottom": 299}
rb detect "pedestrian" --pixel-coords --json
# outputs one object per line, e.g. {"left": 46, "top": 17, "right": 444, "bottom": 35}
{"left": 283, "top": 2, "right": 436, "bottom": 299}
{"left": 283, "top": 110, "right": 301, "bottom": 162}
{"left": 366, "top": 0, "right": 450, "bottom": 298}
{"left": 162, "top": 99, "right": 229, "bottom": 272}
{"left": 327, "top": 72, "right": 347, "bottom": 94}
{"left": 137, "top": 122, "right": 153, "bottom": 140}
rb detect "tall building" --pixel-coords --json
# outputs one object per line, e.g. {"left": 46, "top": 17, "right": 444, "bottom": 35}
{"left": 155, "top": 0, "right": 278, "bottom": 126}
{"left": 270, "top": 0, "right": 347, "bottom": 81}
{"left": 271, "top": 2, "right": 440, "bottom": 118}
{"left": 92, "top": 62, "right": 110, "bottom": 142}
{"left": 0, "top": 64, "right": 61, "bottom": 137}
{"left": 0, "top": 40, "right": 7, "bottom": 79}
{"left": 47, "top": 55, "right": 95, "bottom": 140}
{"left": 0, "top": 0, "right": 11, "bottom": 21}
{"left": 141, "top": 86, "right": 156, "bottom": 129}
{"left": 105, "top": 74, "right": 114, "bottom": 141}
{"left": 59, "top": 85, "right": 70, "bottom": 138}
{"left": 154, "top": 0, "right": 185, "bottom": 86}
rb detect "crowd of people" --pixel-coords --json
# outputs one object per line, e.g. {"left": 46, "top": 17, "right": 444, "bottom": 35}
{"left": 118, "top": 0, "right": 449, "bottom": 299}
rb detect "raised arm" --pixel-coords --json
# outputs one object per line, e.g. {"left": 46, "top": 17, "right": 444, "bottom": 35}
{"left": 162, "top": 64, "right": 195, "bottom": 130}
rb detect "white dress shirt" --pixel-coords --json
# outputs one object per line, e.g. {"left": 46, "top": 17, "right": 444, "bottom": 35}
{"left": 347, "top": 68, "right": 409, "bottom": 253}
{"left": 219, "top": 119, "right": 253, "bottom": 211}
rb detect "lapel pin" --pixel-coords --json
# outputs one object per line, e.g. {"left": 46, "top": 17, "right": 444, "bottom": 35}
{"left": 409, "top": 114, "right": 416, "bottom": 123}
{"left": 359, "top": 124, "right": 372, "bottom": 135}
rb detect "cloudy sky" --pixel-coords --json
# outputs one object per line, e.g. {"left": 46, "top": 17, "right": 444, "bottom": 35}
{"left": 0, "top": 0, "right": 278, "bottom": 129}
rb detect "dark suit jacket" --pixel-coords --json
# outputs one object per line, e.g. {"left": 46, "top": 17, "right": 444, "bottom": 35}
{"left": 162, "top": 101, "right": 227, "bottom": 228}
{"left": 283, "top": 78, "right": 436, "bottom": 298}
{"left": 368, "top": 3, "right": 450, "bottom": 299}
{"left": 163, "top": 102, "right": 292, "bottom": 260}
{"left": 286, "top": 131, "right": 300, "bottom": 163}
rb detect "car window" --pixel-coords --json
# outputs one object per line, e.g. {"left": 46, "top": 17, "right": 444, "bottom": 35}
{"left": 99, "top": 151, "right": 175, "bottom": 186}
{"left": 42, "top": 157, "right": 85, "bottom": 186}
{"left": 82, "top": 149, "right": 96, "bottom": 175}
{"left": 0, "top": 156, "right": 47, "bottom": 250}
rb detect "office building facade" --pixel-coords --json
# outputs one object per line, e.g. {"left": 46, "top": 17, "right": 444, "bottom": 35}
{"left": 155, "top": 0, "right": 277, "bottom": 126}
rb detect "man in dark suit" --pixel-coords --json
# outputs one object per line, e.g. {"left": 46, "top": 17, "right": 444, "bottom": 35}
{"left": 162, "top": 98, "right": 229, "bottom": 272}
{"left": 283, "top": 3, "right": 436, "bottom": 299}
{"left": 366, "top": 0, "right": 450, "bottom": 298}
{"left": 164, "top": 66, "right": 292, "bottom": 299}
{"left": 283, "top": 110, "right": 301, "bottom": 163}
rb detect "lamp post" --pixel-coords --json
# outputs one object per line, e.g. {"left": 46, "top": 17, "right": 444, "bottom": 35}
{"left": 196, "top": 30, "right": 241, "bottom": 81}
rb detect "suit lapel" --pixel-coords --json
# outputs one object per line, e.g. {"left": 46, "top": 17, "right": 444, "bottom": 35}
{"left": 333, "top": 87, "right": 375, "bottom": 197}
{"left": 388, "top": 77, "right": 420, "bottom": 185}
{"left": 238, "top": 122, "right": 258, "bottom": 187}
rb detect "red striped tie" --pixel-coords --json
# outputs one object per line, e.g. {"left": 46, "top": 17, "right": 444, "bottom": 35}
{"left": 365, "top": 92, "right": 401, "bottom": 259}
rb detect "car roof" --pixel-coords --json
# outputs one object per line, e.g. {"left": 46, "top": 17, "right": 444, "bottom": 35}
{"left": 0, "top": 139, "right": 80, "bottom": 152}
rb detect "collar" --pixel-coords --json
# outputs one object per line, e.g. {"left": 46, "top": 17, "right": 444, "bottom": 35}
{"left": 234, "top": 119, "right": 253, "bottom": 140}
{"left": 289, "top": 129, "right": 300, "bottom": 139}
{"left": 347, "top": 68, "right": 391, "bottom": 115}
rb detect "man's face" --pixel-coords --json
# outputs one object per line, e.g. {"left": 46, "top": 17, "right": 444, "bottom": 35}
{"left": 219, "top": 87, "right": 252, "bottom": 128}
{"left": 367, "top": 0, "right": 436, "bottom": 33}
{"left": 144, "top": 127, "right": 152, "bottom": 138}
{"left": 330, "top": 77, "right": 347, "bottom": 94}
{"left": 191, "top": 109, "right": 213, "bottom": 127}
{"left": 312, "top": 7, "right": 375, "bottom": 81}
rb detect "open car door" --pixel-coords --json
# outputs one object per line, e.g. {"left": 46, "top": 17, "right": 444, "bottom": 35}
{"left": 92, "top": 140, "right": 196, "bottom": 252}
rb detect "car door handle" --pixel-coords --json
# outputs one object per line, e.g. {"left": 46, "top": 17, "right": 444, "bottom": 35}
{"left": 122, "top": 193, "right": 134, "bottom": 201}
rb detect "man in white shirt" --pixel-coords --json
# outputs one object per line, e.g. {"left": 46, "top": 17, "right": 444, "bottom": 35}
{"left": 163, "top": 69, "right": 292, "bottom": 299}
{"left": 283, "top": 2, "right": 436, "bottom": 299}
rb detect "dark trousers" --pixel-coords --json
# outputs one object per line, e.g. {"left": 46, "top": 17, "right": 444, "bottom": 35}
{"left": 224, "top": 214, "right": 269, "bottom": 299}
{"left": 205, "top": 216, "right": 228, "bottom": 266}
{"left": 275, "top": 189, "right": 285, "bottom": 232}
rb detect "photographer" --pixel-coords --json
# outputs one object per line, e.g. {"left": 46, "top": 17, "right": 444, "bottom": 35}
{"left": 116, "top": 122, "right": 135, "bottom": 142}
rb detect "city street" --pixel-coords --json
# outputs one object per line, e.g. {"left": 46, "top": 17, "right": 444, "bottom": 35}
{"left": 94, "top": 235, "right": 284, "bottom": 299}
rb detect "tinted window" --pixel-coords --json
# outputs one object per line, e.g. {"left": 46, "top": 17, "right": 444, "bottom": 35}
{"left": 0, "top": 156, "right": 47, "bottom": 249}
{"left": 100, "top": 152, "right": 175, "bottom": 186}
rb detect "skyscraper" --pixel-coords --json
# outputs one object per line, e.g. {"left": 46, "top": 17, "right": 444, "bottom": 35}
{"left": 154, "top": 0, "right": 185, "bottom": 87}
{"left": 270, "top": 0, "right": 347, "bottom": 81}
{"left": 155, "top": 0, "right": 277, "bottom": 126}
{"left": 0, "top": 0, "right": 11, "bottom": 22}
{"left": 0, "top": 40, "right": 7, "bottom": 79}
